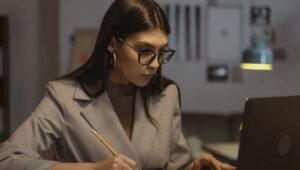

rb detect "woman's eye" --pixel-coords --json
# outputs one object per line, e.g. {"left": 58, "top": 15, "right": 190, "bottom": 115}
{"left": 138, "top": 49, "right": 152, "bottom": 53}
{"left": 136, "top": 46, "right": 153, "bottom": 52}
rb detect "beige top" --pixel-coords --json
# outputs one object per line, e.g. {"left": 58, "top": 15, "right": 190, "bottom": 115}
{"left": 106, "top": 82, "right": 136, "bottom": 140}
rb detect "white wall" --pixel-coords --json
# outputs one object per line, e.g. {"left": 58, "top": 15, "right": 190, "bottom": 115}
{"left": 0, "top": 0, "right": 40, "bottom": 131}
{"left": 164, "top": 0, "right": 300, "bottom": 113}
{"left": 59, "top": 0, "right": 112, "bottom": 74}
{"left": 59, "top": 0, "right": 300, "bottom": 114}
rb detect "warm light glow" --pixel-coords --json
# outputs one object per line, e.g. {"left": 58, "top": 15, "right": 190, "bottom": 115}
{"left": 240, "top": 63, "right": 273, "bottom": 70}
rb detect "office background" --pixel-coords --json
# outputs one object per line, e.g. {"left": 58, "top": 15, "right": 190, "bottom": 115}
{"left": 0, "top": 0, "right": 300, "bottom": 139}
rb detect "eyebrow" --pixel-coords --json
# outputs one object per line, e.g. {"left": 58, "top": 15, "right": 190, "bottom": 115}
{"left": 133, "top": 41, "right": 169, "bottom": 49}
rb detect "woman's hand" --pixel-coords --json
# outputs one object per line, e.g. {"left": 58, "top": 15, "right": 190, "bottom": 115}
{"left": 52, "top": 154, "right": 139, "bottom": 170}
{"left": 186, "top": 154, "right": 236, "bottom": 170}
{"left": 93, "top": 154, "right": 139, "bottom": 170}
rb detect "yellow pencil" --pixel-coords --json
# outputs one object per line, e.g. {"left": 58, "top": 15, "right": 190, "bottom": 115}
{"left": 90, "top": 128, "right": 118, "bottom": 156}
{"left": 80, "top": 112, "right": 118, "bottom": 156}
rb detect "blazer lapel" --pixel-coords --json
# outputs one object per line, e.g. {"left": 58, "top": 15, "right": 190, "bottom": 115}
{"left": 131, "top": 90, "right": 161, "bottom": 168}
{"left": 73, "top": 84, "right": 162, "bottom": 169}
{"left": 75, "top": 87, "right": 141, "bottom": 168}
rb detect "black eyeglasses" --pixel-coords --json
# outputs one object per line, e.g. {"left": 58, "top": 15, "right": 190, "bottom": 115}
{"left": 117, "top": 38, "right": 175, "bottom": 65}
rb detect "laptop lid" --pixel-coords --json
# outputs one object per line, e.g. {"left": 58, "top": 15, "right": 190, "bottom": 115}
{"left": 237, "top": 96, "right": 300, "bottom": 170}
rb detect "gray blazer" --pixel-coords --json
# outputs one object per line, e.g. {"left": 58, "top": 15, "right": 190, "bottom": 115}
{"left": 0, "top": 79, "right": 191, "bottom": 170}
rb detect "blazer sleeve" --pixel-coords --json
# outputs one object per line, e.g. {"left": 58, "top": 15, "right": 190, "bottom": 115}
{"left": 0, "top": 82, "right": 65, "bottom": 170}
{"left": 167, "top": 86, "right": 191, "bottom": 169}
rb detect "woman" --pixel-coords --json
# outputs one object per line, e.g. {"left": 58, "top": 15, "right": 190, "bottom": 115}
{"left": 0, "top": 0, "right": 235, "bottom": 169}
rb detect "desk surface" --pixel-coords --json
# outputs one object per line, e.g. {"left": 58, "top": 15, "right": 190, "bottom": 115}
{"left": 203, "top": 142, "right": 239, "bottom": 164}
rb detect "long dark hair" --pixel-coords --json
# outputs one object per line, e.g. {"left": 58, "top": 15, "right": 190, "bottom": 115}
{"left": 64, "top": 0, "right": 177, "bottom": 126}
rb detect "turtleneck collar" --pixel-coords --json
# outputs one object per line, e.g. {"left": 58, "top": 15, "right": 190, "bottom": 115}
{"left": 106, "top": 81, "right": 136, "bottom": 98}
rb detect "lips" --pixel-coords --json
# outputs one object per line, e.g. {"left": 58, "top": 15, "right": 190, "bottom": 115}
{"left": 143, "top": 74, "right": 153, "bottom": 78}
{"left": 142, "top": 74, "right": 154, "bottom": 80}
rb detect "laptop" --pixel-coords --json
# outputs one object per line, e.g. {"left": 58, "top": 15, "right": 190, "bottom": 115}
{"left": 237, "top": 96, "right": 300, "bottom": 170}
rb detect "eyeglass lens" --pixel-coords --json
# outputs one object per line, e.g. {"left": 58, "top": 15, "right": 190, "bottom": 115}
{"left": 139, "top": 50, "right": 174, "bottom": 65}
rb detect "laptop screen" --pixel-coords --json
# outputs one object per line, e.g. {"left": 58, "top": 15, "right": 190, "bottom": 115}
{"left": 237, "top": 96, "right": 300, "bottom": 170}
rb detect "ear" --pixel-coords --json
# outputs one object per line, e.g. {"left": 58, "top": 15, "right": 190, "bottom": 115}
{"left": 107, "top": 37, "right": 117, "bottom": 54}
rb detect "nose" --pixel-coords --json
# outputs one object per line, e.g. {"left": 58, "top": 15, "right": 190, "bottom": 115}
{"left": 148, "top": 57, "right": 160, "bottom": 69}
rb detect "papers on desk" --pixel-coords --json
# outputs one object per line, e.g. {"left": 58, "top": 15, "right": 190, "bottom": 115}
{"left": 203, "top": 142, "right": 239, "bottom": 164}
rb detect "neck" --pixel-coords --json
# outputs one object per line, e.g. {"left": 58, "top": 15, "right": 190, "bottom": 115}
{"left": 106, "top": 81, "right": 136, "bottom": 97}
{"left": 109, "top": 69, "right": 130, "bottom": 85}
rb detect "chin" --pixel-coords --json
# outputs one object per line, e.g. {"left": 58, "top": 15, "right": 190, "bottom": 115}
{"left": 132, "top": 79, "right": 151, "bottom": 87}
{"left": 134, "top": 82, "right": 149, "bottom": 87}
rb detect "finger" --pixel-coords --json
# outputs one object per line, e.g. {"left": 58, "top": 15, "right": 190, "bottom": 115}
{"left": 186, "top": 161, "right": 197, "bottom": 170}
{"left": 193, "top": 162, "right": 198, "bottom": 170}
{"left": 206, "top": 158, "right": 222, "bottom": 170}
{"left": 194, "top": 164, "right": 202, "bottom": 170}
{"left": 209, "top": 164, "right": 221, "bottom": 170}
{"left": 192, "top": 162, "right": 198, "bottom": 170}
{"left": 118, "top": 154, "right": 138, "bottom": 169}
{"left": 111, "top": 155, "right": 136, "bottom": 170}
{"left": 220, "top": 163, "right": 236, "bottom": 170}
{"left": 118, "top": 160, "right": 135, "bottom": 170}
{"left": 186, "top": 162, "right": 193, "bottom": 170}
{"left": 192, "top": 161, "right": 203, "bottom": 170}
